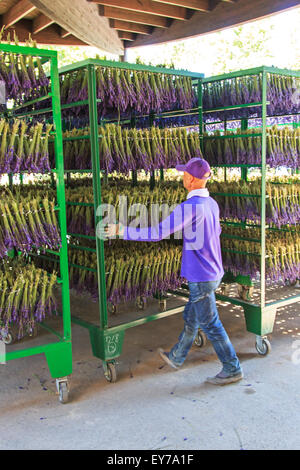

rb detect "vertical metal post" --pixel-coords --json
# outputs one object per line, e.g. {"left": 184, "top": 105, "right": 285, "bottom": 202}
{"left": 224, "top": 117, "right": 228, "bottom": 182}
{"left": 294, "top": 122, "right": 300, "bottom": 174}
{"left": 87, "top": 64, "right": 109, "bottom": 331}
{"left": 130, "top": 117, "right": 138, "bottom": 187}
{"left": 8, "top": 173, "right": 13, "bottom": 188}
{"left": 149, "top": 111, "right": 155, "bottom": 189}
{"left": 119, "top": 48, "right": 129, "bottom": 63}
{"left": 198, "top": 78, "right": 204, "bottom": 154}
{"left": 50, "top": 53, "right": 72, "bottom": 342}
{"left": 260, "top": 70, "right": 267, "bottom": 308}
{"left": 241, "top": 118, "right": 248, "bottom": 181}
{"left": 132, "top": 170, "right": 137, "bottom": 187}
{"left": 150, "top": 171, "right": 155, "bottom": 189}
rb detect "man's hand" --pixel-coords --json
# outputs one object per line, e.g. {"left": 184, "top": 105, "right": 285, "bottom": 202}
{"left": 98, "top": 222, "right": 124, "bottom": 240}
{"left": 106, "top": 223, "right": 119, "bottom": 237}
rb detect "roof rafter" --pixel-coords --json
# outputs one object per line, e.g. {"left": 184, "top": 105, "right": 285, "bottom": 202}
{"left": 109, "top": 19, "right": 153, "bottom": 34}
{"left": 118, "top": 31, "right": 136, "bottom": 40}
{"left": 152, "top": 0, "right": 210, "bottom": 11}
{"left": 2, "top": 19, "right": 86, "bottom": 45}
{"left": 60, "top": 27, "right": 71, "bottom": 38}
{"left": 99, "top": 5, "right": 171, "bottom": 27}
{"left": 3, "top": 0, "right": 37, "bottom": 28}
{"left": 89, "top": 0, "right": 188, "bottom": 20}
{"left": 32, "top": 13, "right": 55, "bottom": 34}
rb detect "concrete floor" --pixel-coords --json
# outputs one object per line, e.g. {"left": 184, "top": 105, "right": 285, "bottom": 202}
{"left": 0, "top": 290, "right": 300, "bottom": 450}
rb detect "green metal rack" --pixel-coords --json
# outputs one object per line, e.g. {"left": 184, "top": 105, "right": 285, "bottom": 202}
{"left": 0, "top": 44, "right": 72, "bottom": 403}
{"left": 55, "top": 59, "right": 203, "bottom": 382}
{"left": 199, "top": 66, "right": 300, "bottom": 355}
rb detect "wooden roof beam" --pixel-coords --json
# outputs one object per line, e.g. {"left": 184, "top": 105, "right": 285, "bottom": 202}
{"left": 152, "top": 0, "right": 210, "bottom": 11}
{"left": 30, "top": 0, "right": 123, "bottom": 54}
{"left": 110, "top": 19, "right": 153, "bottom": 34}
{"left": 60, "top": 27, "right": 71, "bottom": 38}
{"left": 99, "top": 6, "right": 171, "bottom": 27}
{"left": 154, "top": 0, "right": 236, "bottom": 11}
{"left": 3, "top": 0, "right": 37, "bottom": 28}
{"left": 118, "top": 31, "right": 136, "bottom": 41}
{"left": 89, "top": 0, "right": 188, "bottom": 20}
{"left": 2, "top": 19, "right": 86, "bottom": 45}
{"left": 32, "top": 14, "right": 55, "bottom": 34}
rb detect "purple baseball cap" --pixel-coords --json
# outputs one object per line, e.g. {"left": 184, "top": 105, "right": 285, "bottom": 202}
{"left": 176, "top": 158, "right": 211, "bottom": 180}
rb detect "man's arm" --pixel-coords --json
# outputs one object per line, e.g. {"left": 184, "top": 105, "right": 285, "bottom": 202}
{"left": 123, "top": 201, "right": 187, "bottom": 242}
{"left": 105, "top": 199, "right": 204, "bottom": 243}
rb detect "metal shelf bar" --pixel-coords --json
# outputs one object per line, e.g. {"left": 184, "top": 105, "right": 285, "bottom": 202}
{"left": 203, "top": 102, "right": 266, "bottom": 114}
{"left": 58, "top": 58, "right": 204, "bottom": 78}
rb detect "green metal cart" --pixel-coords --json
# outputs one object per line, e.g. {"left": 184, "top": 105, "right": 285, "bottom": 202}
{"left": 0, "top": 44, "right": 72, "bottom": 403}
{"left": 200, "top": 66, "right": 300, "bottom": 355}
{"left": 54, "top": 59, "right": 204, "bottom": 382}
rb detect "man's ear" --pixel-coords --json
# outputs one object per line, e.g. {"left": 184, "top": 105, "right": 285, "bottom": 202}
{"left": 189, "top": 174, "right": 195, "bottom": 184}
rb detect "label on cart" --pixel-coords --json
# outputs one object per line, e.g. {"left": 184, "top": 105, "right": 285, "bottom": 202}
{"left": 105, "top": 334, "right": 120, "bottom": 356}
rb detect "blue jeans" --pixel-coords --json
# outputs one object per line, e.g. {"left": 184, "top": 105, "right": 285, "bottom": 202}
{"left": 169, "top": 280, "right": 241, "bottom": 375}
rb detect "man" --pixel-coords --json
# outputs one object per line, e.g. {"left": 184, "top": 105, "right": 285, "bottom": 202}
{"left": 104, "top": 158, "right": 243, "bottom": 385}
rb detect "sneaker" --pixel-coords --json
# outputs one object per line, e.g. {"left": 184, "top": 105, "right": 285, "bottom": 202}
{"left": 205, "top": 370, "right": 244, "bottom": 386}
{"left": 158, "top": 348, "right": 179, "bottom": 370}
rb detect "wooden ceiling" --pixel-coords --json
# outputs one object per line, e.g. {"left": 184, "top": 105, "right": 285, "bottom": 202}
{"left": 98, "top": 0, "right": 300, "bottom": 49}
{"left": 0, "top": 0, "right": 299, "bottom": 55}
{"left": 0, "top": 0, "right": 87, "bottom": 45}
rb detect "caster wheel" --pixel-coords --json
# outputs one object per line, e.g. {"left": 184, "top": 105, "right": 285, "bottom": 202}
{"left": 159, "top": 300, "right": 167, "bottom": 312}
{"left": 135, "top": 297, "right": 146, "bottom": 311}
{"left": 194, "top": 330, "right": 207, "bottom": 348}
{"left": 108, "top": 303, "right": 117, "bottom": 315}
{"left": 1, "top": 331, "right": 14, "bottom": 345}
{"left": 255, "top": 338, "right": 271, "bottom": 356}
{"left": 27, "top": 325, "right": 38, "bottom": 338}
{"left": 58, "top": 382, "right": 69, "bottom": 404}
{"left": 238, "top": 285, "right": 254, "bottom": 301}
{"left": 104, "top": 362, "right": 117, "bottom": 383}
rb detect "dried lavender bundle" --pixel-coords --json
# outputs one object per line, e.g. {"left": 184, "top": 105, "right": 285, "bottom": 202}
{"left": 0, "top": 187, "right": 61, "bottom": 256}
{"left": 208, "top": 179, "right": 300, "bottom": 227}
{"left": 57, "top": 124, "right": 203, "bottom": 172}
{"left": 203, "top": 74, "right": 300, "bottom": 122}
{"left": 66, "top": 241, "right": 183, "bottom": 305}
{"left": 59, "top": 66, "right": 197, "bottom": 120}
{"left": 203, "top": 126, "right": 300, "bottom": 168}
{"left": 0, "top": 261, "right": 57, "bottom": 339}
{"left": 221, "top": 225, "right": 300, "bottom": 284}
{"left": 0, "top": 31, "right": 49, "bottom": 102}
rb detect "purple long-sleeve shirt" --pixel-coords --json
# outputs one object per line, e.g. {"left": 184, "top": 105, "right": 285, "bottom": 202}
{"left": 122, "top": 188, "right": 224, "bottom": 282}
